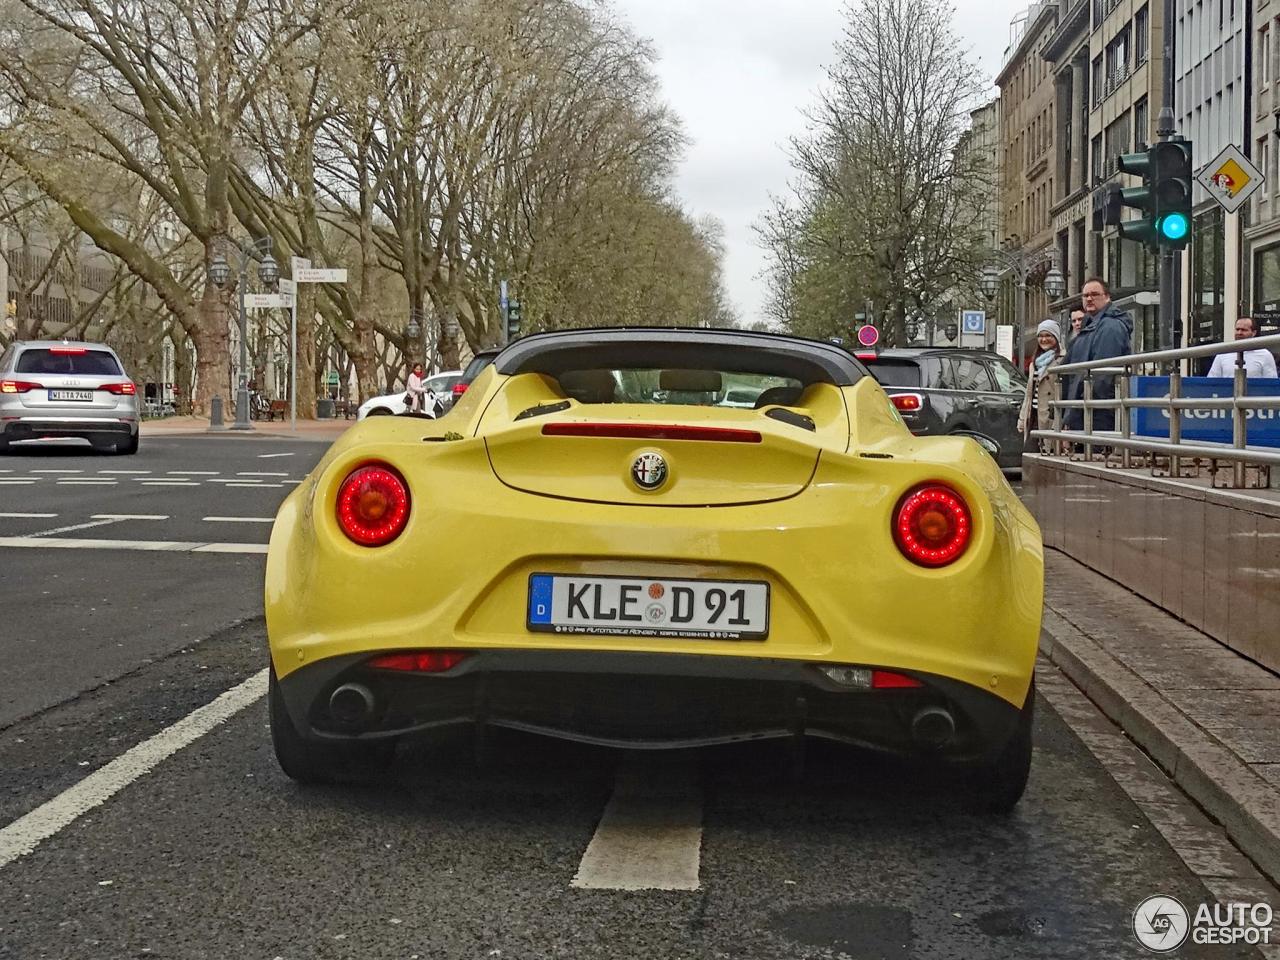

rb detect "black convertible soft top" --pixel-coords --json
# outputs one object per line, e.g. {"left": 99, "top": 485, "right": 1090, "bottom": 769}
{"left": 492, "top": 327, "right": 867, "bottom": 385}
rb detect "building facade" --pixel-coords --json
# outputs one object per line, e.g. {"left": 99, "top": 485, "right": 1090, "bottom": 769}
{"left": 1174, "top": 0, "right": 1247, "bottom": 349}
{"left": 1248, "top": 0, "right": 1280, "bottom": 338}
{"left": 1044, "top": 0, "right": 1095, "bottom": 313}
{"left": 996, "top": 1, "right": 1061, "bottom": 360}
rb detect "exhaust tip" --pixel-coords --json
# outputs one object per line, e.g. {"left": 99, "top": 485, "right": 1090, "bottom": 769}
{"left": 330, "top": 682, "right": 375, "bottom": 726}
{"left": 911, "top": 705, "right": 956, "bottom": 749}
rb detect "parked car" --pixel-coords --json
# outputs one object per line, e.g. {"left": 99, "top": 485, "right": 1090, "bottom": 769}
{"left": 0, "top": 340, "right": 140, "bottom": 454}
{"left": 449, "top": 349, "right": 500, "bottom": 405}
{"left": 356, "top": 370, "right": 461, "bottom": 420}
{"left": 266, "top": 327, "right": 1041, "bottom": 812}
{"left": 858, "top": 348, "right": 1027, "bottom": 471}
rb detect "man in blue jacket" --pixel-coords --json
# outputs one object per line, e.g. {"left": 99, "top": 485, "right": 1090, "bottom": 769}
{"left": 1064, "top": 277, "right": 1133, "bottom": 431}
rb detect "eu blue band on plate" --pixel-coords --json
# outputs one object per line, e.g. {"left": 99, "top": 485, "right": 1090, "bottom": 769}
{"left": 1132, "top": 376, "right": 1280, "bottom": 448}
{"left": 528, "top": 574, "right": 554, "bottom": 624}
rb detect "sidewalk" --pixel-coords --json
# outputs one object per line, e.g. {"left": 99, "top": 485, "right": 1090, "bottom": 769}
{"left": 140, "top": 415, "right": 353, "bottom": 441}
{"left": 1041, "top": 550, "right": 1280, "bottom": 887}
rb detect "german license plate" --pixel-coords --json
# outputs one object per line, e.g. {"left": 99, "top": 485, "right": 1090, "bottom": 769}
{"left": 49, "top": 389, "right": 92, "bottom": 402}
{"left": 527, "top": 573, "right": 769, "bottom": 640}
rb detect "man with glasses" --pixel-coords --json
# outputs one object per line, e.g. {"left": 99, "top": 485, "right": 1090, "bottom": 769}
{"left": 1063, "top": 277, "right": 1133, "bottom": 431}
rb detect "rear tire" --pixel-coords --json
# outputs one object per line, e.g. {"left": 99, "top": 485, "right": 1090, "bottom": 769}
{"left": 269, "top": 665, "right": 396, "bottom": 784}
{"left": 0, "top": 437, "right": 8, "bottom": 454}
{"left": 115, "top": 433, "right": 139, "bottom": 455}
{"left": 962, "top": 682, "right": 1034, "bottom": 815}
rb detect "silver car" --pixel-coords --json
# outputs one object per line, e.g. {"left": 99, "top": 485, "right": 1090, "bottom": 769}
{"left": 0, "top": 340, "right": 140, "bottom": 454}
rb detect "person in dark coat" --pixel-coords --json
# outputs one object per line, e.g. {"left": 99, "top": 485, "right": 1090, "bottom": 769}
{"left": 1063, "top": 277, "right": 1133, "bottom": 431}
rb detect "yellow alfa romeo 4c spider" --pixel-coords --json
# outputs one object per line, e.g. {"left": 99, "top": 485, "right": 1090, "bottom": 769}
{"left": 266, "top": 328, "right": 1044, "bottom": 811}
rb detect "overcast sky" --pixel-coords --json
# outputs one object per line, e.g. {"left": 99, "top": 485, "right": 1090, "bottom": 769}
{"left": 611, "top": 0, "right": 1028, "bottom": 326}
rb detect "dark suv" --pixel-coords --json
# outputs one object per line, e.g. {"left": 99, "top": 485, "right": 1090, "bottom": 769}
{"left": 450, "top": 349, "right": 500, "bottom": 405}
{"left": 859, "top": 348, "right": 1028, "bottom": 471}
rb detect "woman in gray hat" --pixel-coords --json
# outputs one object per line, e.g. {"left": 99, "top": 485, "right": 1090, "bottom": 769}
{"left": 1018, "top": 318, "right": 1066, "bottom": 452}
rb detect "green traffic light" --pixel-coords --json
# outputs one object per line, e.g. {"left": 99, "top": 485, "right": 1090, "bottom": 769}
{"left": 1158, "top": 212, "right": 1189, "bottom": 242}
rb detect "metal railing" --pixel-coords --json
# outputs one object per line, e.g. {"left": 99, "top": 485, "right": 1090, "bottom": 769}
{"left": 1032, "top": 332, "right": 1280, "bottom": 488}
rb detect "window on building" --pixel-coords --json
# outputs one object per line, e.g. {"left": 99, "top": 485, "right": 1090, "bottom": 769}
{"left": 1252, "top": 244, "right": 1280, "bottom": 332}
{"left": 1135, "top": 6, "right": 1150, "bottom": 64}
{"left": 1106, "top": 27, "right": 1131, "bottom": 87}
{"left": 1191, "top": 208, "right": 1225, "bottom": 345}
{"left": 1134, "top": 96, "right": 1149, "bottom": 149}
{"left": 1104, "top": 112, "right": 1132, "bottom": 171}
{"left": 1091, "top": 133, "right": 1104, "bottom": 184}
{"left": 1262, "top": 137, "right": 1272, "bottom": 208}
{"left": 1092, "top": 55, "right": 1104, "bottom": 106}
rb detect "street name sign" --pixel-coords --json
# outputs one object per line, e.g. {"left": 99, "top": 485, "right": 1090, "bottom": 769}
{"left": 1197, "top": 145, "right": 1263, "bottom": 214}
{"left": 295, "top": 268, "right": 348, "bottom": 283}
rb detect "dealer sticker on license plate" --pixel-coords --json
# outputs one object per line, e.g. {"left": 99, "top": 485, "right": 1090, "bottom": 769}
{"left": 49, "top": 389, "right": 93, "bottom": 402}
{"left": 527, "top": 573, "right": 770, "bottom": 640}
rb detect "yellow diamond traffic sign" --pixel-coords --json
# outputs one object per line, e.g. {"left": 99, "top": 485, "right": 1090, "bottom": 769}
{"left": 1197, "top": 144, "right": 1263, "bottom": 214}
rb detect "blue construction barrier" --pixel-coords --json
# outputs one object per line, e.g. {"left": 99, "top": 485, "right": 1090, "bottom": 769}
{"left": 1132, "top": 376, "right": 1280, "bottom": 448}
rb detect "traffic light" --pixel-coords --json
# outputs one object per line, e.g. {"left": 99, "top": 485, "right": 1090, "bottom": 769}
{"left": 1110, "top": 139, "right": 1193, "bottom": 249}
{"left": 1151, "top": 139, "right": 1192, "bottom": 248}
{"left": 506, "top": 299, "right": 522, "bottom": 341}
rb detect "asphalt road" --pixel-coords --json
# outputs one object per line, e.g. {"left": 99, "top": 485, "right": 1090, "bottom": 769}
{"left": 0, "top": 436, "right": 1274, "bottom": 959}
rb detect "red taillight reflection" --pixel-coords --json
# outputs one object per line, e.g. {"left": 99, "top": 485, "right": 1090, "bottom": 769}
{"left": 890, "top": 393, "right": 922, "bottom": 412}
{"left": 366, "top": 650, "right": 468, "bottom": 673}
{"left": 541, "top": 423, "right": 762, "bottom": 443}
{"left": 99, "top": 382, "right": 137, "bottom": 396}
{"left": 871, "top": 670, "right": 924, "bottom": 689}
{"left": 452, "top": 382, "right": 469, "bottom": 397}
{"left": 49, "top": 346, "right": 87, "bottom": 355}
{"left": 0, "top": 379, "right": 41, "bottom": 394}
{"left": 335, "top": 464, "right": 411, "bottom": 546}
{"left": 892, "top": 484, "right": 972, "bottom": 567}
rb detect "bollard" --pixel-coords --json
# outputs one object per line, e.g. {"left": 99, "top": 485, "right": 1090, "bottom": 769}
{"left": 209, "top": 395, "right": 227, "bottom": 431}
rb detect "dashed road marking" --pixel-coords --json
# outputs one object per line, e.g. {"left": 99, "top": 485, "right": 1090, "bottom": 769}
{"left": 56, "top": 480, "right": 117, "bottom": 486}
{"left": 237, "top": 472, "right": 289, "bottom": 477}
{"left": 167, "top": 471, "right": 219, "bottom": 476}
{"left": 29, "top": 469, "right": 82, "bottom": 474}
{"left": 206, "top": 478, "right": 260, "bottom": 484}
{"left": 0, "top": 669, "right": 268, "bottom": 870}
{"left": 0, "top": 512, "right": 57, "bottom": 518}
{"left": 92, "top": 514, "right": 168, "bottom": 521}
{"left": 228, "top": 483, "right": 282, "bottom": 489}
{"left": 0, "top": 479, "right": 38, "bottom": 485}
{"left": 258, "top": 452, "right": 294, "bottom": 459}
{"left": 30, "top": 518, "right": 122, "bottom": 537}
{"left": 0, "top": 536, "right": 269, "bottom": 554}
{"left": 202, "top": 516, "right": 274, "bottom": 523}
{"left": 571, "top": 753, "right": 702, "bottom": 891}
{"left": 139, "top": 481, "right": 200, "bottom": 487}
{"left": 99, "top": 470, "right": 151, "bottom": 475}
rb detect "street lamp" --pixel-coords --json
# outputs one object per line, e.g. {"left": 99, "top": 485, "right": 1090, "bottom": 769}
{"left": 208, "top": 237, "right": 276, "bottom": 430}
{"left": 979, "top": 249, "right": 1064, "bottom": 369}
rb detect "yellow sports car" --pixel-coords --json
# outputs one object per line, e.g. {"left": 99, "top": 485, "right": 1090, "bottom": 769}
{"left": 266, "top": 328, "right": 1043, "bottom": 810}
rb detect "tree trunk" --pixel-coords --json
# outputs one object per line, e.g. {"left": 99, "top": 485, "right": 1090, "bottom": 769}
{"left": 296, "top": 288, "right": 317, "bottom": 418}
{"left": 191, "top": 284, "right": 232, "bottom": 418}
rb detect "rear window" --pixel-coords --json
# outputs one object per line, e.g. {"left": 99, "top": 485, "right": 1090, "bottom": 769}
{"left": 555, "top": 368, "right": 801, "bottom": 407}
{"left": 426, "top": 375, "right": 459, "bottom": 393}
{"left": 16, "top": 348, "right": 122, "bottom": 376}
{"left": 863, "top": 359, "right": 921, "bottom": 388}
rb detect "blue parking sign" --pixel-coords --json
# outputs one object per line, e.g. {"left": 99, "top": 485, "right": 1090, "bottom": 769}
{"left": 961, "top": 310, "right": 986, "bottom": 335}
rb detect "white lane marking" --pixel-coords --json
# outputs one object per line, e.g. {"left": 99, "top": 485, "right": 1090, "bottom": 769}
{"left": 0, "top": 536, "right": 268, "bottom": 554}
{"left": 92, "top": 514, "right": 169, "bottom": 521}
{"left": 258, "top": 452, "right": 294, "bottom": 459}
{"left": 0, "top": 669, "right": 267, "bottom": 869}
{"left": 283, "top": 480, "right": 303, "bottom": 486}
{"left": 56, "top": 480, "right": 117, "bottom": 486}
{"left": 228, "top": 483, "right": 283, "bottom": 489}
{"left": 0, "top": 512, "right": 57, "bottom": 518}
{"left": 29, "top": 469, "right": 82, "bottom": 474}
{"left": 237, "top": 472, "right": 289, "bottom": 477}
{"left": 0, "top": 468, "right": 12, "bottom": 473}
{"left": 99, "top": 470, "right": 151, "bottom": 475}
{"left": 202, "top": 516, "right": 274, "bottom": 523}
{"left": 571, "top": 754, "right": 702, "bottom": 891}
{"left": 206, "top": 478, "right": 259, "bottom": 484}
{"left": 139, "top": 481, "right": 201, "bottom": 487}
{"left": 1064, "top": 497, "right": 1110, "bottom": 503}
{"left": 30, "top": 518, "right": 121, "bottom": 537}
{"left": 167, "top": 471, "right": 219, "bottom": 476}
{"left": 0, "top": 480, "right": 38, "bottom": 485}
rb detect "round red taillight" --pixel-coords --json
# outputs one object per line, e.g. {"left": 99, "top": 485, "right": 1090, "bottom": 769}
{"left": 335, "top": 464, "right": 410, "bottom": 546}
{"left": 892, "top": 484, "right": 972, "bottom": 567}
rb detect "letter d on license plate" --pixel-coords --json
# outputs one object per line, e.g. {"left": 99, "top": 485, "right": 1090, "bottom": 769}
{"left": 527, "top": 573, "right": 769, "bottom": 640}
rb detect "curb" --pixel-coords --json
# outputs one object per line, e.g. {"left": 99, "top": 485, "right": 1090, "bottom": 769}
{"left": 1040, "top": 608, "right": 1280, "bottom": 889}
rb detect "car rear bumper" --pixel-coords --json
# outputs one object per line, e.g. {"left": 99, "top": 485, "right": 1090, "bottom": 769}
{"left": 274, "top": 649, "right": 1026, "bottom": 760}
{"left": 3, "top": 416, "right": 138, "bottom": 440}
